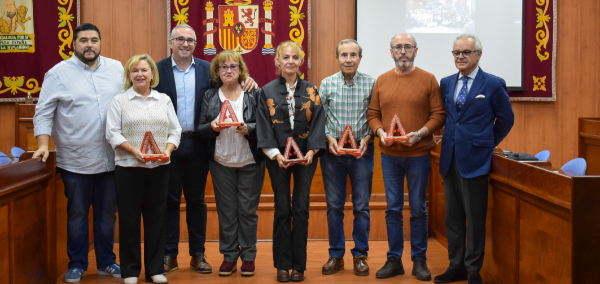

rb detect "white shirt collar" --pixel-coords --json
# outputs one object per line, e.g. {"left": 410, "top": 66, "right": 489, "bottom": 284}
{"left": 458, "top": 66, "right": 479, "bottom": 81}
{"left": 126, "top": 87, "right": 158, "bottom": 100}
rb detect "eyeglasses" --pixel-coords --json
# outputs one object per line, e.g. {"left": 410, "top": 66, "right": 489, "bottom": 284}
{"left": 172, "top": 37, "right": 196, "bottom": 46}
{"left": 452, "top": 50, "right": 477, "bottom": 58}
{"left": 220, "top": 64, "right": 239, "bottom": 72}
{"left": 392, "top": 44, "right": 415, "bottom": 53}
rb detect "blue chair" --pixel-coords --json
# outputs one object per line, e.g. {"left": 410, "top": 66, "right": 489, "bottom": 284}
{"left": 535, "top": 150, "right": 550, "bottom": 161}
{"left": 561, "top": 158, "right": 587, "bottom": 175}
{"left": 0, "top": 151, "right": 12, "bottom": 167}
{"left": 11, "top": 147, "right": 25, "bottom": 163}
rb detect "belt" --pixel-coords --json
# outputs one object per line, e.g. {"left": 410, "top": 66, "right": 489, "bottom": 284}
{"left": 181, "top": 132, "right": 194, "bottom": 139}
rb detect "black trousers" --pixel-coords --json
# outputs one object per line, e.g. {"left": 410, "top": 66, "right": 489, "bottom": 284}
{"left": 266, "top": 158, "right": 318, "bottom": 271}
{"left": 165, "top": 138, "right": 210, "bottom": 257}
{"left": 443, "top": 151, "right": 489, "bottom": 272}
{"left": 115, "top": 165, "right": 169, "bottom": 278}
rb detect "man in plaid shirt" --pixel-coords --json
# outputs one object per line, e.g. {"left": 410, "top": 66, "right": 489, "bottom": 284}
{"left": 319, "top": 39, "right": 376, "bottom": 277}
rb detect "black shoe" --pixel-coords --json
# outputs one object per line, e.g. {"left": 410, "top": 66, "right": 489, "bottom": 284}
{"left": 433, "top": 268, "right": 468, "bottom": 283}
{"left": 468, "top": 271, "right": 483, "bottom": 284}
{"left": 412, "top": 258, "right": 431, "bottom": 281}
{"left": 375, "top": 258, "right": 405, "bottom": 279}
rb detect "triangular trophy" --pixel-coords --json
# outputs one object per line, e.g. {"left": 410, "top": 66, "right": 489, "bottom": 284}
{"left": 386, "top": 114, "right": 409, "bottom": 142}
{"left": 217, "top": 100, "right": 243, "bottom": 127}
{"left": 337, "top": 125, "right": 360, "bottom": 156}
{"left": 140, "top": 131, "right": 169, "bottom": 161}
{"left": 283, "top": 137, "right": 308, "bottom": 165}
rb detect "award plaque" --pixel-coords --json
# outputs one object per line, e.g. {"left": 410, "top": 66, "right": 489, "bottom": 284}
{"left": 386, "top": 114, "right": 409, "bottom": 142}
{"left": 217, "top": 100, "right": 242, "bottom": 127}
{"left": 283, "top": 137, "right": 308, "bottom": 165}
{"left": 337, "top": 125, "right": 360, "bottom": 157}
{"left": 140, "top": 131, "right": 170, "bottom": 161}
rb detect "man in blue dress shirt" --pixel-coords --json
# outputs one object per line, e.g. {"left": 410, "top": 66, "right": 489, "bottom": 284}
{"left": 33, "top": 23, "right": 122, "bottom": 283}
{"left": 434, "top": 34, "right": 514, "bottom": 284}
{"left": 154, "top": 24, "right": 257, "bottom": 275}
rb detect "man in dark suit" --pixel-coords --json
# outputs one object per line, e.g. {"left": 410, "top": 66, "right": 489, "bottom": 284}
{"left": 154, "top": 24, "right": 257, "bottom": 275}
{"left": 434, "top": 34, "right": 514, "bottom": 284}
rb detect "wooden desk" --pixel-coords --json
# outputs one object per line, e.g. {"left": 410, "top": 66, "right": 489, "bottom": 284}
{"left": 430, "top": 146, "right": 600, "bottom": 284}
{"left": 579, "top": 118, "right": 600, "bottom": 175}
{"left": 0, "top": 152, "right": 57, "bottom": 284}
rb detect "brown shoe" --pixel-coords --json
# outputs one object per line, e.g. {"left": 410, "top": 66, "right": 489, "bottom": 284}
{"left": 190, "top": 254, "right": 212, "bottom": 274}
{"left": 277, "top": 269, "right": 290, "bottom": 282}
{"left": 322, "top": 257, "right": 344, "bottom": 275}
{"left": 163, "top": 255, "right": 178, "bottom": 274}
{"left": 353, "top": 255, "right": 369, "bottom": 276}
{"left": 290, "top": 270, "right": 304, "bottom": 282}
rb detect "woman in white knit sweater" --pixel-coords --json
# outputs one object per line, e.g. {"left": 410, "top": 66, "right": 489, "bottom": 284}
{"left": 106, "top": 54, "right": 181, "bottom": 284}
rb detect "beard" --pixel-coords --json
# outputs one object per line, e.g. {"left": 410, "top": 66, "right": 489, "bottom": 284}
{"left": 74, "top": 47, "right": 100, "bottom": 64}
{"left": 394, "top": 54, "right": 414, "bottom": 68}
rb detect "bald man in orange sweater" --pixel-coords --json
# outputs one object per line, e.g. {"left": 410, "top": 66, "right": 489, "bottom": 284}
{"left": 367, "top": 33, "right": 445, "bottom": 282}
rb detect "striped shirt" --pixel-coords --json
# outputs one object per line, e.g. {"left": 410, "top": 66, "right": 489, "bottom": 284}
{"left": 319, "top": 71, "right": 376, "bottom": 140}
{"left": 34, "top": 55, "right": 124, "bottom": 174}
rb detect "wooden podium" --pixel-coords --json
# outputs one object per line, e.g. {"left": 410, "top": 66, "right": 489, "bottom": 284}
{"left": 429, "top": 138, "right": 600, "bottom": 284}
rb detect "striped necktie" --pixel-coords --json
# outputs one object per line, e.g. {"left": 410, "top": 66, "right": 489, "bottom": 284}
{"left": 456, "top": 76, "right": 468, "bottom": 111}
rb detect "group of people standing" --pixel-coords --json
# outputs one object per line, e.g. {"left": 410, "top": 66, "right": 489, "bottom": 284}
{"left": 32, "top": 22, "right": 513, "bottom": 284}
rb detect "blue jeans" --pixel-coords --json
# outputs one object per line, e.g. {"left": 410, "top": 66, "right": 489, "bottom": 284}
{"left": 60, "top": 169, "right": 117, "bottom": 270}
{"left": 380, "top": 153, "right": 430, "bottom": 261}
{"left": 320, "top": 142, "right": 374, "bottom": 258}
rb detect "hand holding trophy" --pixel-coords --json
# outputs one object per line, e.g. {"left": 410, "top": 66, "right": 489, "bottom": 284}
{"left": 282, "top": 137, "right": 308, "bottom": 165}
{"left": 140, "top": 131, "right": 170, "bottom": 162}
{"left": 385, "top": 114, "right": 409, "bottom": 142}
{"left": 337, "top": 125, "right": 361, "bottom": 157}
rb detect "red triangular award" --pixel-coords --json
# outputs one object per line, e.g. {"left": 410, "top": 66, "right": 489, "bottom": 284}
{"left": 283, "top": 137, "right": 308, "bottom": 165}
{"left": 217, "top": 100, "right": 242, "bottom": 127}
{"left": 140, "top": 131, "right": 169, "bottom": 161}
{"left": 386, "top": 114, "right": 409, "bottom": 142}
{"left": 337, "top": 125, "right": 360, "bottom": 156}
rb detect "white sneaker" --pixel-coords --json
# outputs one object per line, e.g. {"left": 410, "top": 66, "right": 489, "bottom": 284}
{"left": 150, "top": 274, "right": 167, "bottom": 283}
{"left": 124, "top": 277, "right": 138, "bottom": 284}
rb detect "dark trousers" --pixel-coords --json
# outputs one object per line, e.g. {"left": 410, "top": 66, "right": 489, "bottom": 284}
{"left": 210, "top": 160, "right": 265, "bottom": 262}
{"left": 443, "top": 151, "right": 489, "bottom": 272}
{"left": 266, "top": 158, "right": 318, "bottom": 271}
{"left": 115, "top": 166, "right": 169, "bottom": 278}
{"left": 59, "top": 169, "right": 117, "bottom": 270}
{"left": 165, "top": 138, "right": 210, "bottom": 257}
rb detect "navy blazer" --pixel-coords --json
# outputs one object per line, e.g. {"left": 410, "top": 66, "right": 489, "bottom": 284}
{"left": 153, "top": 56, "right": 213, "bottom": 128}
{"left": 439, "top": 68, "right": 514, "bottom": 178}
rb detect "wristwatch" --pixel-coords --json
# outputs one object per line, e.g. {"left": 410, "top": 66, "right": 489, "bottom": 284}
{"left": 416, "top": 131, "right": 422, "bottom": 142}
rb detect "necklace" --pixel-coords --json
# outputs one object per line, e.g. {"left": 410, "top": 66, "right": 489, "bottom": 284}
{"left": 221, "top": 86, "right": 241, "bottom": 101}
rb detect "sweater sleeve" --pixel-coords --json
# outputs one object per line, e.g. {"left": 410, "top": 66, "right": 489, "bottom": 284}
{"left": 367, "top": 79, "right": 384, "bottom": 133}
{"left": 423, "top": 76, "right": 446, "bottom": 134}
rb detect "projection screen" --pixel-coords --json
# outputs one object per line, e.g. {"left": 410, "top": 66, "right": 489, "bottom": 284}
{"left": 356, "top": 0, "right": 523, "bottom": 88}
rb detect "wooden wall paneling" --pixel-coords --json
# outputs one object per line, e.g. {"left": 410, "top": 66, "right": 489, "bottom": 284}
{"left": 518, "top": 201, "right": 571, "bottom": 283}
{"left": 571, "top": 176, "right": 600, "bottom": 283}
{"left": 55, "top": 174, "right": 69, "bottom": 277}
{"left": 578, "top": 118, "right": 600, "bottom": 175}
{"left": 0, "top": 103, "right": 15, "bottom": 155}
{"left": 0, "top": 204, "right": 9, "bottom": 284}
{"left": 111, "top": 0, "right": 132, "bottom": 64}
{"left": 130, "top": 0, "right": 151, "bottom": 56}
{"left": 483, "top": 184, "right": 518, "bottom": 284}
{"left": 150, "top": 0, "right": 168, "bottom": 60}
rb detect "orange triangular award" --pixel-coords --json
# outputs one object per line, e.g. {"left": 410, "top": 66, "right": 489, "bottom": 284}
{"left": 140, "top": 131, "right": 169, "bottom": 161}
{"left": 337, "top": 125, "right": 360, "bottom": 156}
{"left": 386, "top": 114, "right": 409, "bottom": 142}
{"left": 283, "top": 137, "right": 308, "bottom": 165}
{"left": 217, "top": 100, "right": 243, "bottom": 127}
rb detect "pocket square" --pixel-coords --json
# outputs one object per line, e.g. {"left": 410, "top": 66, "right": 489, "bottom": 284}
{"left": 475, "top": 94, "right": 486, "bottom": 98}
